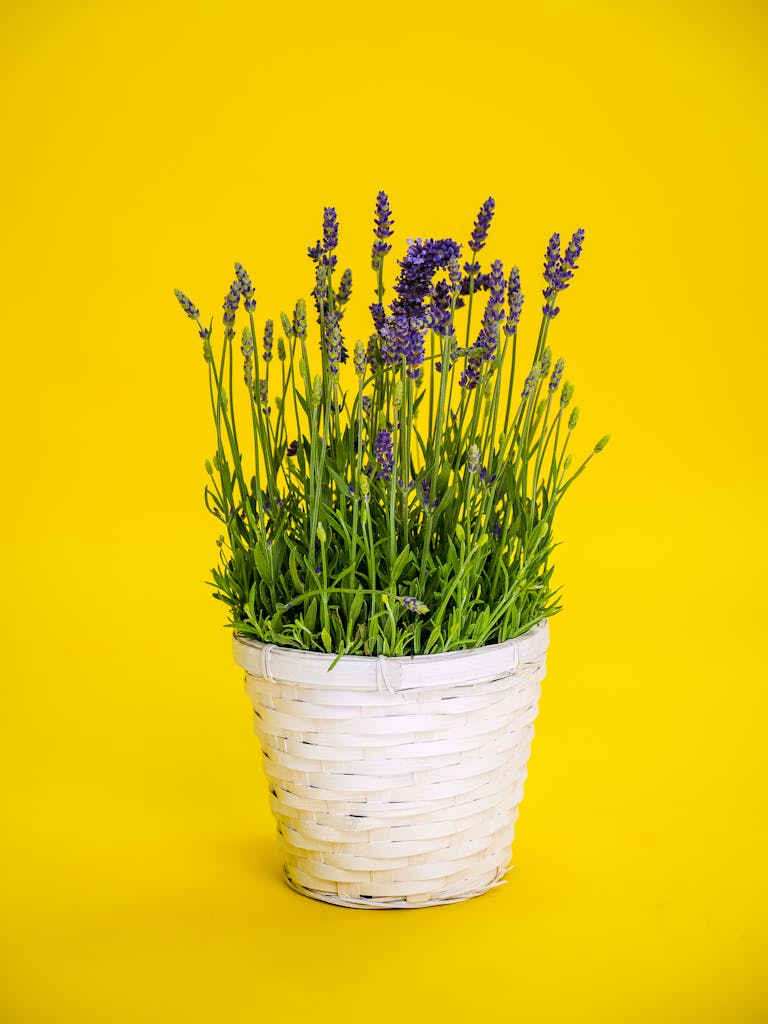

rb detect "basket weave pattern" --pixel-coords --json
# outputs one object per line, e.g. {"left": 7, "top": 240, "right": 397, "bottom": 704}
{"left": 233, "top": 620, "right": 549, "bottom": 908}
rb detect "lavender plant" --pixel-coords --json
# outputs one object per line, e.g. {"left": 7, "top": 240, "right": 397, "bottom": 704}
{"left": 175, "top": 193, "right": 609, "bottom": 659}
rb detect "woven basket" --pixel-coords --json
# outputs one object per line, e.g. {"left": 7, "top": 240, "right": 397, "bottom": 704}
{"left": 233, "top": 619, "right": 549, "bottom": 909}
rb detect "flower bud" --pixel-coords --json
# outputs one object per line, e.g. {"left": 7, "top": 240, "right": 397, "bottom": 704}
{"left": 316, "top": 523, "right": 327, "bottom": 544}
{"left": 568, "top": 406, "right": 579, "bottom": 430}
{"left": 455, "top": 523, "right": 465, "bottom": 543}
{"left": 594, "top": 434, "right": 611, "bottom": 452}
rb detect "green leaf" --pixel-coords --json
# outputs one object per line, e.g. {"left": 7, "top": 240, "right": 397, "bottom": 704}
{"left": 304, "top": 599, "right": 317, "bottom": 633}
{"left": 390, "top": 544, "right": 412, "bottom": 585}
{"left": 346, "top": 587, "right": 364, "bottom": 645}
{"left": 288, "top": 546, "right": 303, "bottom": 591}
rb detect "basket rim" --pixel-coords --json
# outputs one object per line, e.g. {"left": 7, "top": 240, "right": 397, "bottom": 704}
{"left": 232, "top": 617, "right": 547, "bottom": 666}
{"left": 232, "top": 619, "right": 549, "bottom": 693}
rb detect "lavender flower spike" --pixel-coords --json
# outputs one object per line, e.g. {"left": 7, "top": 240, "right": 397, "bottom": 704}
{"left": 374, "top": 430, "right": 394, "bottom": 481}
{"left": 353, "top": 340, "right": 366, "bottom": 376}
{"left": 542, "top": 228, "right": 585, "bottom": 318}
{"left": 280, "top": 311, "right": 294, "bottom": 340}
{"left": 234, "top": 262, "right": 256, "bottom": 312}
{"left": 549, "top": 357, "right": 565, "bottom": 391}
{"left": 336, "top": 268, "right": 352, "bottom": 306}
{"left": 263, "top": 319, "right": 274, "bottom": 363}
{"left": 372, "top": 190, "right": 394, "bottom": 269}
{"left": 543, "top": 233, "right": 561, "bottom": 286}
{"left": 504, "top": 266, "right": 524, "bottom": 335}
{"left": 222, "top": 279, "right": 241, "bottom": 341}
{"left": 324, "top": 311, "right": 345, "bottom": 375}
{"left": 323, "top": 207, "right": 339, "bottom": 252}
{"left": 321, "top": 206, "right": 339, "bottom": 272}
{"left": 174, "top": 288, "right": 199, "bottom": 319}
{"left": 292, "top": 298, "right": 307, "bottom": 342}
{"left": 469, "top": 197, "right": 496, "bottom": 253}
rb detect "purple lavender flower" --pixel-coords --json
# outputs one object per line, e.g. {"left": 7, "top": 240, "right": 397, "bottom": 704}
{"left": 468, "top": 197, "right": 495, "bottom": 253}
{"left": 324, "top": 311, "right": 346, "bottom": 374}
{"left": 262, "top": 319, "right": 273, "bottom": 362}
{"left": 336, "top": 267, "right": 352, "bottom": 306}
{"left": 286, "top": 440, "right": 298, "bottom": 457}
{"left": 321, "top": 206, "right": 338, "bottom": 271}
{"left": 430, "top": 280, "right": 455, "bottom": 337}
{"left": 540, "top": 347, "right": 551, "bottom": 378}
{"left": 174, "top": 288, "right": 199, "bottom": 319}
{"left": 492, "top": 521, "right": 502, "bottom": 541}
{"left": 307, "top": 240, "right": 323, "bottom": 261}
{"left": 372, "top": 190, "right": 395, "bottom": 268}
{"left": 376, "top": 237, "right": 461, "bottom": 377}
{"left": 369, "top": 303, "right": 386, "bottom": 333}
{"left": 374, "top": 430, "right": 394, "bottom": 481}
{"left": 314, "top": 262, "right": 328, "bottom": 307}
{"left": 448, "top": 255, "right": 462, "bottom": 294}
{"left": 543, "top": 233, "right": 560, "bottom": 286}
{"left": 542, "top": 228, "right": 585, "bottom": 318}
{"left": 234, "top": 262, "right": 256, "bottom": 312}
{"left": 353, "top": 340, "right": 366, "bottom": 376}
{"left": 558, "top": 229, "right": 585, "bottom": 288}
{"left": 311, "top": 264, "right": 331, "bottom": 326}
{"left": 366, "top": 332, "right": 379, "bottom": 369}
{"left": 504, "top": 266, "right": 524, "bottom": 336}
{"left": 549, "top": 357, "right": 565, "bottom": 391}
{"left": 361, "top": 394, "right": 372, "bottom": 414}
{"left": 293, "top": 298, "right": 307, "bottom": 342}
{"left": 223, "top": 280, "right": 241, "bottom": 341}
{"left": 280, "top": 311, "right": 293, "bottom": 340}
{"left": 394, "top": 238, "right": 461, "bottom": 318}
{"left": 521, "top": 364, "right": 540, "bottom": 399}
{"left": 467, "top": 444, "right": 480, "bottom": 473}
{"left": 323, "top": 206, "right": 338, "bottom": 252}
{"left": 259, "top": 378, "right": 270, "bottom": 415}
{"left": 459, "top": 260, "right": 505, "bottom": 389}
{"left": 398, "top": 595, "right": 429, "bottom": 614}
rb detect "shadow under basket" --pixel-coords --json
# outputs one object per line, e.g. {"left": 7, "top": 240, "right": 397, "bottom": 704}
{"left": 232, "top": 620, "right": 549, "bottom": 909}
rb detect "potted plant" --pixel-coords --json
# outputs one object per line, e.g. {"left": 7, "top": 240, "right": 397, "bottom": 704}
{"left": 174, "top": 193, "right": 609, "bottom": 908}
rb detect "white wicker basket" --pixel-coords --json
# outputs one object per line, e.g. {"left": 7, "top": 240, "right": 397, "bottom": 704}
{"left": 233, "top": 619, "right": 549, "bottom": 909}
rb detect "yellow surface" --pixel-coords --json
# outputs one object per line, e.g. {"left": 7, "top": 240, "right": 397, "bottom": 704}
{"left": 1, "top": 0, "right": 767, "bottom": 1020}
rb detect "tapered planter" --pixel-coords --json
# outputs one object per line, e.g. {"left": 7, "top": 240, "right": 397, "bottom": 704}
{"left": 233, "top": 619, "right": 549, "bottom": 909}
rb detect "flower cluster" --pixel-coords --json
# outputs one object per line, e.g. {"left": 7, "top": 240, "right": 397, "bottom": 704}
{"left": 374, "top": 236, "right": 461, "bottom": 377}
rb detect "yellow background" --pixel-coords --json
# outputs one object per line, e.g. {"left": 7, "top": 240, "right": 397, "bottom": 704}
{"left": 1, "top": 0, "right": 767, "bottom": 1020}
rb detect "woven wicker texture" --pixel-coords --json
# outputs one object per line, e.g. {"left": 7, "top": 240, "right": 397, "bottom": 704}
{"left": 233, "top": 620, "right": 549, "bottom": 909}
